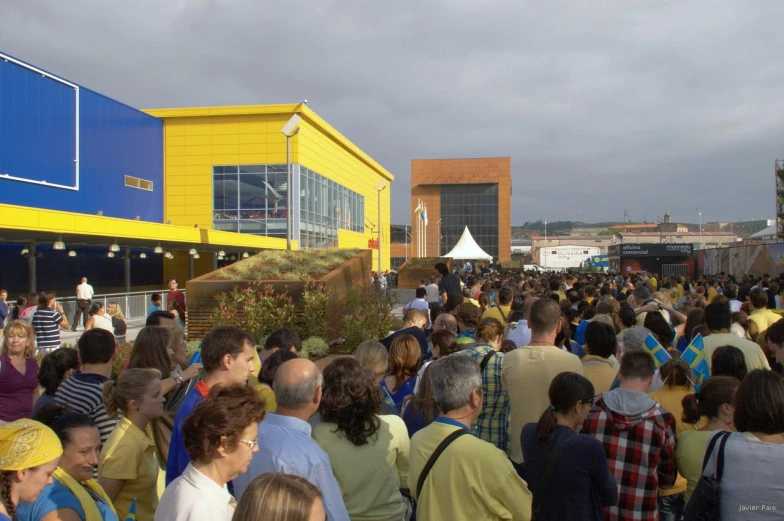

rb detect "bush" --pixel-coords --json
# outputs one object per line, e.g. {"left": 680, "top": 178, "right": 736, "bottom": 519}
{"left": 302, "top": 283, "right": 330, "bottom": 340}
{"left": 342, "top": 283, "right": 400, "bottom": 352}
{"left": 212, "top": 283, "right": 297, "bottom": 342}
{"left": 300, "top": 337, "right": 329, "bottom": 359}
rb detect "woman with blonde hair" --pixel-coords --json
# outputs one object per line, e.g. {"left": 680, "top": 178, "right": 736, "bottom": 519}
{"left": 106, "top": 303, "right": 127, "bottom": 343}
{"left": 99, "top": 369, "right": 164, "bottom": 521}
{"left": 355, "top": 340, "right": 397, "bottom": 415}
{"left": 380, "top": 335, "right": 421, "bottom": 412}
{"left": 0, "top": 320, "right": 40, "bottom": 423}
{"left": 232, "top": 473, "right": 325, "bottom": 521}
{"left": 0, "top": 419, "right": 63, "bottom": 521}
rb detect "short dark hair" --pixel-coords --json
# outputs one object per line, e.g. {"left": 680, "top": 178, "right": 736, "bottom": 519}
{"left": 733, "top": 369, "right": 784, "bottom": 434}
{"left": 549, "top": 279, "right": 560, "bottom": 292}
{"left": 264, "top": 328, "right": 301, "bottom": 352}
{"left": 37, "top": 348, "right": 80, "bottom": 395}
{"left": 724, "top": 284, "right": 738, "bottom": 299}
{"left": 498, "top": 286, "right": 514, "bottom": 305}
{"left": 146, "top": 310, "right": 176, "bottom": 326}
{"left": 619, "top": 350, "right": 655, "bottom": 380}
{"left": 711, "top": 345, "right": 748, "bottom": 381}
{"left": 415, "top": 287, "right": 427, "bottom": 299}
{"left": 704, "top": 303, "right": 732, "bottom": 331}
{"left": 768, "top": 319, "right": 784, "bottom": 345}
{"left": 749, "top": 287, "right": 768, "bottom": 308}
{"left": 183, "top": 384, "right": 265, "bottom": 462}
{"left": 529, "top": 298, "right": 561, "bottom": 334}
{"left": 585, "top": 322, "right": 616, "bottom": 359}
{"left": 168, "top": 278, "right": 178, "bottom": 284}
{"left": 201, "top": 326, "right": 255, "bottom": 372}
{"left": 644, "top": 312, "right": 673, "bottom": 347}
{"left": 151, "top": 293, "right": 162, "bottom": 303}
{"left": 77, "top": 328, "right": 116, "bottom": 365}
{"left": 430, "top": 329, "right": 458, "bottom": 356}
{"left": 259, "top": 350, "right": 299, "bottom": 386}
{"left": 618, "top": 305, "right": 637, "bottom": 328}
{"left": 434, "top": 262, "right": 449, "bottom": 276}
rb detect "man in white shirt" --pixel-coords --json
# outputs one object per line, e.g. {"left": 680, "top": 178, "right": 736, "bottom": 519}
{"left": 703, "top": 303, "right": 770, "bottom": 371}
{"left": 72, "top": 277, "right": 94, "bottom": 331}
{"left": 725, "top": 284, "right": 743, "bottom": 313}
{"left": 425, "top": 276, "right": 440, "bottom": 304}
{"left": 404, "top": 288, "right": 430, "bottom": 316}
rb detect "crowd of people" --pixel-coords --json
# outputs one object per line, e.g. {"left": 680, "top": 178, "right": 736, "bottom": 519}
{"left": 0, "top": 267, "right": 783, "bottom": 520}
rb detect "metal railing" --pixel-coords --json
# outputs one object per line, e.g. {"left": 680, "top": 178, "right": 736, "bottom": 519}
{"left": 56, "top": 289, "right": 185, "bottom": 323}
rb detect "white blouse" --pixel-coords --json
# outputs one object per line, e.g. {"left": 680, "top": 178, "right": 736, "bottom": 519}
{"left": 155, "top": 463, "right": 236, "bottom": 521}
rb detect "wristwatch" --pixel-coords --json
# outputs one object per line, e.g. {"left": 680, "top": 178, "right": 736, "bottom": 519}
{"left": 173, "top": 373, "right": 184, "bottom": 388}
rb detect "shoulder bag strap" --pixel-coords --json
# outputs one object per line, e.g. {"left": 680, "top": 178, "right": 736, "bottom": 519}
{"left": 479, "top": 349, "right": 497, "bottom": 371}
{"left": 700, "top": 431, "right": 732, "bottom": 476}
{"left": 532, "top": 430, "right": 576, "bottom": 520}
{"left": 416, "top": 429, "right": 469, "bottom": 498}
{"left": 714, "top": 432, "right": 733, "bottom": 482}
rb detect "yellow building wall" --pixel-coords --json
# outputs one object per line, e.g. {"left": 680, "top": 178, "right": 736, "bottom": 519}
{"left": 148, "top": 104, "right": 393, "bottom": 271}
{"left": 297, "top": 119, "right": 391, "bottom": 271}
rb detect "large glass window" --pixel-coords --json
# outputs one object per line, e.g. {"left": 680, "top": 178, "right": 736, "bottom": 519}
{"left": 440, "top": 183, "right": 499, "bottom": 259}
{"left": 299, "top": 166, "right": 364, "bottom": 250}
{"left": 212, "top": 164, "right": 289, "bottom": 239}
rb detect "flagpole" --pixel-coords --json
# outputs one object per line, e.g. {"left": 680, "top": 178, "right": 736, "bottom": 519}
{"left": 424, "top": 204, "right": 428, "bottom": 257}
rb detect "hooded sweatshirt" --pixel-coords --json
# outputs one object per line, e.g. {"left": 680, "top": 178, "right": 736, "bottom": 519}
{"left": 582, "top": 388, "right": 677, "bottom": 521}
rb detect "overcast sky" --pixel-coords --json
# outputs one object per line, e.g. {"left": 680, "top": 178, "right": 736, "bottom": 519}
{"left": 3, "top": 0, "right": 783, "bottom": 226}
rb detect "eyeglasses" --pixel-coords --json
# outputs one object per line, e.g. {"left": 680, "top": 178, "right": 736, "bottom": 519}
{"left": 239, "top": 438, "right": 259, "bottom": 450}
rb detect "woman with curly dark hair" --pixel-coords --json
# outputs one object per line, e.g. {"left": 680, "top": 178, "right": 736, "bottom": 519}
{"left": 313, "top": 358, "right": 411, "bottom": 521}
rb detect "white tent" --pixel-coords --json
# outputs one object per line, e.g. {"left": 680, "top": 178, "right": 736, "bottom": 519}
{"left": 443, "top": 226, "right": 493, "bottom": 260}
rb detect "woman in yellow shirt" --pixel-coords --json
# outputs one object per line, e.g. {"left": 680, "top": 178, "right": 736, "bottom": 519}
{"left": 676, "top": 376, "right": 739, "bottom": 502}
{"left": 99, "top": 368, "right": 165, "bottom": 521}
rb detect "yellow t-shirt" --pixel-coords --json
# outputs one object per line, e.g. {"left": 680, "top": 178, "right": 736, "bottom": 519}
{"left": 482, "top": 305, "right": 511, "bottom": 326}
{"left": 749, "top": 308, "right": 783, "bottom": 335}
{"left": 255, "top": 385, "right": 277, "bottom": 413}
{"left": 313, "top": 415, "right": 410, "bottom": 521}
{"left": 409, "top": 422, "right": 532, "bottom": 521}
{"left": 703, "top": 333, "right": 770, "bottom": 371}
{"left": 676, "top": 429, "right": 714, "bottom": 502}
{"left": 650, "top": 385, "right": 696, "bottom": 436}
{"left": 99, "top": 417, "right": 160, "bottom": 521}
{"left": 582, "top": 355, "right": 618, "bottom": 394}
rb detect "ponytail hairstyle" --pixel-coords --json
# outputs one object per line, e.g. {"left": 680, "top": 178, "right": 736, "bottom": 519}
{"left": 535, "top": 372, "right": 595, "bottom": 445}
{"left": 37, "top": 348, "right": 80, "bottom": 395}
{"left": 103, "top": 368, "right": 161, "bottom": 418}
{"left": 476, "top": 318, "right": 504, "bottom": 345}
{"left": 681, "top": 376, "right": 739, "bottom": 425}
{"left": 660, "top": 358, "right": 693, "bottom": 390}
{"left": 478, "top": 293, "right": 492, "bottom": 314}
{"left": 0, "top": 471, "right": 15, "bottom": 520}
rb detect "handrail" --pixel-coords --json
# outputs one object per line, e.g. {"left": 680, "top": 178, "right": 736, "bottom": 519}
{"left": 57, "top": 289, "right": 186, "bottom": 323}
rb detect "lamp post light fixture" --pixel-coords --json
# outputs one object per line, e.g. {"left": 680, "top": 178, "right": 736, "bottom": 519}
{"left": 109, "top": 242, "right": 120, "bottom": 253}
{"left": 107, "top": 252, "right": 115, "bottom": 258}
{"left": 53, "top": 236, "right": 65, "bottom": 250}
{"left": 154, "top": 245, "right": 163, "bottom": 254}
{"left": 193, "top": 253, "right": 200, "bottom": 259}
{"left": 375, "top": 181, "right": 387, "bottom": 274}
{"left": 68, "top": 250, "right": 77, "bottom": 258}
{"left": 139, "top": 252, "right": 147, "bottom": 259}
{"left": 188, "top": 248, "right": 197, "bottom": 256}
{"left": 242, "top": 252, "right": 249, "bottom": 259}
{"left": 281, "top": 114, "right": 302, "bottom": 251}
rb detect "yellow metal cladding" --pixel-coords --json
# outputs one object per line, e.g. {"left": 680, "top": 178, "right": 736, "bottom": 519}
{"left": 144, "top": 104, "right": 394, "bottom": 270}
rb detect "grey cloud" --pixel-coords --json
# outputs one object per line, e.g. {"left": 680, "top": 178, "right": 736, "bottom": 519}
{"left": 2, "top": 0, "right": 784, "bottom": 226}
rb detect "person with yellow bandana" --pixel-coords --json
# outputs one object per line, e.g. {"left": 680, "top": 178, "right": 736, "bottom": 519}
{"left": 17, "top": 405, "right": 118, "bottom": 521}
{"left": 0, "top": 419, "right": 63, "bottom": 521}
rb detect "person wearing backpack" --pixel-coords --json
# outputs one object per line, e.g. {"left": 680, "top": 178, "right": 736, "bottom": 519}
{"left": 522, "top": 372, "right": 617, "bottom": 520}
{"left": 409, "top": 355, "right": 532, "bottom": 521}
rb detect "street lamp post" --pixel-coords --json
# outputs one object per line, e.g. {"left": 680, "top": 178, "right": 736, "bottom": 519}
{"left": 436, "top": 218, "right": 442, "bottom": 256}
{"left": 376, "top": 182, "right": 386, "bottom": 274}
{"left": 698, "top": 209, "right": 703, "bottom": 250}
{"left": 281, "top": 114, "right": 302, "bottom": 251}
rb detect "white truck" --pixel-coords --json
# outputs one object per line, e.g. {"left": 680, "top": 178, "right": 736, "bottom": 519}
{"left": 539, "top": 246, "right": 601, "bottom": 271}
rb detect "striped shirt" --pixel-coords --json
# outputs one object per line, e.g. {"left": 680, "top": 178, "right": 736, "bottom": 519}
{"left": 54, "top": 372, "right": 117, "bottom": 443}
{"left": 31, "top": 309, "right": 63, "bottom": 350}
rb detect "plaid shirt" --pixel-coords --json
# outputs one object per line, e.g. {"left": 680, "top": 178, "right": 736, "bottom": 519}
{"left": 459, "top": 344, "right": 509, "bottom": 455}
{"left": 582, "top": 393, "right": 677, "bottom": 521}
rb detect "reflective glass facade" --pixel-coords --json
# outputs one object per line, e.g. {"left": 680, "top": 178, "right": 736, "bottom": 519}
{"left": 299, "top": 166, "right": 364, "bottom": 249}
{"left": 440, "top": 183, "right": 499, "bottom": 259}
{"left": 213, "top": 164, "right": 365, "bottom": 248}
{"left": 213, "top": 165, "right": 289, "bottom": 238}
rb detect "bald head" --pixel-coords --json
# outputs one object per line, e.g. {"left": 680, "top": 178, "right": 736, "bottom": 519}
{"left": 434, "top": 313, "right": 458, "bottom": 333}
{"left": 522, "top": 297, "right": 539, "bottom": 322}
{"left": 273, "top": 358, "right": 323, "bottom": 410}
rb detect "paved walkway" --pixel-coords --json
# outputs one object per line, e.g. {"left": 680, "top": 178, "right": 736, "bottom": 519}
{"left": 61, "top": 317, "right": 148, "bottom": 345}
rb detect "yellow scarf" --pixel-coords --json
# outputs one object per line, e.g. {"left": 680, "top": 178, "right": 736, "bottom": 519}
{"left": 53, "top": 467, "right": 117, "bottom": 521}
{"left": 0, "top": 419, "right": 62, "bottom": 471}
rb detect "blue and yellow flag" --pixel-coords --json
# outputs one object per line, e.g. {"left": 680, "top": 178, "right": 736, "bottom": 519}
{"left": 681, "top": 333, "right": 710, "bottom": 387}
{"left": 125, "top": 498, "right": 137, "bottom": 521}
{"left": 643, "top": 334, "right": 673, "bottom": 369}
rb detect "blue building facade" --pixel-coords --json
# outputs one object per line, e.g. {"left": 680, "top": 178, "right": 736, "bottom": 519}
{"left": 0, "top": 52, "right": 163, "bottom": 222}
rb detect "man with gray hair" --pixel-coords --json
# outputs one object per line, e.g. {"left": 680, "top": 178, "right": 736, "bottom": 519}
{"left": 409, "top": 356, "right": 532, "bottom": 521}
{"left": 234, "top": 358, "right": 349, "bottom": 521}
